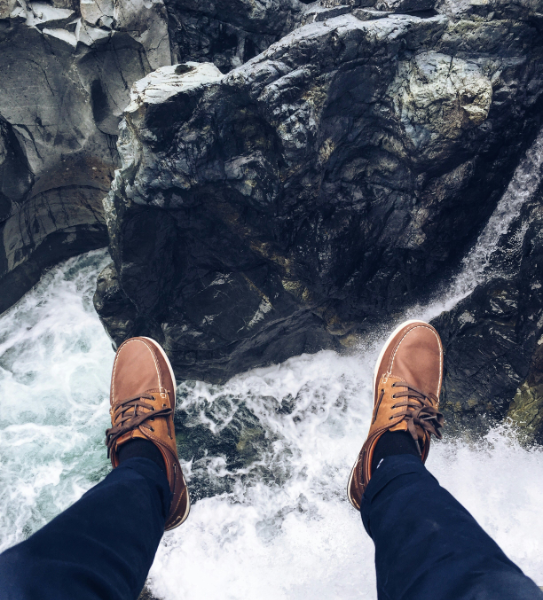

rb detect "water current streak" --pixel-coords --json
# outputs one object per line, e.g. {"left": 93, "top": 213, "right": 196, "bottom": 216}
{"left": 411, "top": 125, "right": 543, "bottom": 322}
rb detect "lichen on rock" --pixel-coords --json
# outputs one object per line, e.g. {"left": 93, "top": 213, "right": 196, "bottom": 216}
{"left": 390, "top": 51, "right": 493, "bottom": 161}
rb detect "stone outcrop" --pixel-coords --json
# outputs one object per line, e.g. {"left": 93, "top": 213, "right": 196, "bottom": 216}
{"left": 0, "top": 0, "right": 171, "bottom": 313}
{"left": 94, "top": 6, "right": 543, "bottom": 383}
{"left": 508, "top": 344, "right": 543, "bottom": 444}
{"left": 163, "top": 0, "right": 448, "bottom": 76}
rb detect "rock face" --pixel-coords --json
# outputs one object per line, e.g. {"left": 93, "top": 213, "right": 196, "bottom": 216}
{"left": 95, "top": 7, "right": 543, "bottom": 383}
{"left": 432, "top": 180, "right": 543, "bottom": 443}
{"left": 0, "top": 0, "right": 172, "bottom": 314}
{"left": 163, "top": 0, "right": 445, "bottom": 76}
{"left": 164, "top": 0, "right": 303, "bottom": 73}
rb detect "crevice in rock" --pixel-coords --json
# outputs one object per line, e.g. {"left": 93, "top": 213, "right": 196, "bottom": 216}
{"left": 91, "top": 79, "right": 112, "bottom": 130}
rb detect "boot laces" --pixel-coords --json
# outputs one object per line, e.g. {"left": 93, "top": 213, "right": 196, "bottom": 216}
{"left": 105, "top": 392, "right": 172, "bottom": 457}
{"left": 381, "top": 381, "right": 444, "bottom": 455}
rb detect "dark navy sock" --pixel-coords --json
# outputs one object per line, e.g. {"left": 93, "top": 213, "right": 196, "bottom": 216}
{"left": 371, "top": 430, "right": 420, "bottom": 473}
{"left": 118, "top": 439, "right": 167, "bottom": 476}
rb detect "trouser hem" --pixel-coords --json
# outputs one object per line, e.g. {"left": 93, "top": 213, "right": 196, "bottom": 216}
{"left": 360, "top": 454, "right": 429, "bottom": 537}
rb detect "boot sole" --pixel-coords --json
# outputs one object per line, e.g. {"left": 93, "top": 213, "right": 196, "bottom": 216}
{"left": 346, "top": 319, "right": 428, "bottom": 510}
{"left": 142, "top": 337, "right": 191, "bottom": 528}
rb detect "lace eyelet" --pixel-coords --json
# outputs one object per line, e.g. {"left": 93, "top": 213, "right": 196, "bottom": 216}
{"left": 150, "top": 427, "right": 155, "bottom": 432}
{"left": 391, "top": 405, "right": 396, "bottom": 409}
{"left": 392, "top": 394, "right": 396, "bottom": 398}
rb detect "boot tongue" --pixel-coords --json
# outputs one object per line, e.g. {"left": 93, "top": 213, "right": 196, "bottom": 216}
{"left": 392, "top": 343, "right": 439, "bottom": 397}
{"left": 388, "top": 381, "right": 410, "bottom": 434}
{"left": 112, "top": 343, "right": 161, "bottom": 401}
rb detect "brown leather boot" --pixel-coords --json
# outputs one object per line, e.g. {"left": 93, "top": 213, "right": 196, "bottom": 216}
{"left": 347, "top": 320, "right": 444, "bottom": 510}
{"left": 106, "top": 337, "right": 190, "bottom": 530}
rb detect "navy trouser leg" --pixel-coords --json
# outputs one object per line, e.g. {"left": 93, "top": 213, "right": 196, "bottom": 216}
{"left": 0, "top": 457, "right": 171, "bottom": 600}
{"left": 361, "top": 455, "right": 543, "bottom": 600}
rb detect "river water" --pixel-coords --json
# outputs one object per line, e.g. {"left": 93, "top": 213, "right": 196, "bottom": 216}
{"left": 1, "top": 130, "right": 543, "bottom": 597}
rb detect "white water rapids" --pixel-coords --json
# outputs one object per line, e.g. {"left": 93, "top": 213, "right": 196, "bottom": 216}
{"left": 1, "top": 130, "right": 543, "bottom": 598}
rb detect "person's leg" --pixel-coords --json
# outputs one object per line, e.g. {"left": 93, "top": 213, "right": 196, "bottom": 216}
{"left": 361, "top": 454, "right": 543, "bottom": 600}
{"left": 0, "top": 457, "right": 169, "bottom": 600}
{"left": 347, "top": 320, "right": 543, "bottom": 600}
{"left": 0, "top": 336, "right": 190, "bottom": 600}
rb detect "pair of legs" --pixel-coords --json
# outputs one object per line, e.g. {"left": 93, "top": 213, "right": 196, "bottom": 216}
{"left": 0, "top": 327, "right": 542, "bottom": 599}
{"left": 1, "top": 454, "right": 540, "bottom": 599}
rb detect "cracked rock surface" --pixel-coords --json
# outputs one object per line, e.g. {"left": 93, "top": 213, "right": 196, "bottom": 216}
{"left": 0, "top": 0, "right": 171, "bottom": 313}
{"left": 95, "top": 7, "right": 543, "bottom": 383}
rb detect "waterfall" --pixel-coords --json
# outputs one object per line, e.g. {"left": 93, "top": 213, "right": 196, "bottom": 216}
{"left": 458, "top": 127, "right": 543, "bottom": 285}
{"left": 410, "top": 125, "right": 543, "bottom": 323}
{"left": 1, "top": 129, "right": 543, "bottom": 597}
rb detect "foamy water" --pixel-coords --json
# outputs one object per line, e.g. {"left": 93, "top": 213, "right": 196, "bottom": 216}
{"left": 0, "top": 251, "right": 542, "bottom": 599}
{"left": 0, "top": 250, "right": 113, "bottom": 552}
{"left": 149, "top": 354, "right": 543, "bottom": 600}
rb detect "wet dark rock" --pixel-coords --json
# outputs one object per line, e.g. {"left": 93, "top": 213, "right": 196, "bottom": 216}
{"left": 0, "top": 0, "right": 171, "bottom": 314}
{"left": 437, "top": 0, "right": 543, "bottom": 23}
{"left": 93, "top": 263, "right": 139, "bottom": 344}
{"left": 163, "top": 0, "right": 444, "bottom": 75}
{"left": 174, "top": 387, "right": 282, "bottom": 501}
{"left": 0, "top": 118, "right": 33, "bottom": 222}
{"left": 434, "top": 279, "right": 531, "bottom": 434}
{"left": 0, "top": 187, "right": 109, "bottom": 314}
{"left": 508, "top": 342, "right": 543, "bottom": 445}
{"left": 432, "top": 200, "right": 543, "bottom": 442}
{"left": 95, "top": 10, "right": 543, "bottom": 383}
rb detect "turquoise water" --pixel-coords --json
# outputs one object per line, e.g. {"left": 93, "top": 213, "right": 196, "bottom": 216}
{"left": 0, "top": 250, "right": 113, "bottom": 551}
